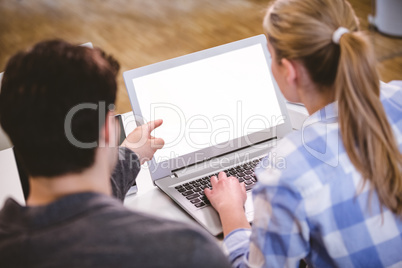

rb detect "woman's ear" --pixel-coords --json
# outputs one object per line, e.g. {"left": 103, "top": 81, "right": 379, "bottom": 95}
{"left": 281, "top": 58, "right": 297, "bottom": 86}
{"left": 279, "top": 58, "right": 302, "bottom": 103}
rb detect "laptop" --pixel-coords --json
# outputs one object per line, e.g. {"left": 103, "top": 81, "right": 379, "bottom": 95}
{"left": 123, "top": 35, "right": 292, "bottom": 236}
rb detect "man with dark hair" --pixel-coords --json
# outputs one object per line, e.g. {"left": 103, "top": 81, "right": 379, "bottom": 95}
{"left": 0, "top": 40, "right": 230, "bottom": 268}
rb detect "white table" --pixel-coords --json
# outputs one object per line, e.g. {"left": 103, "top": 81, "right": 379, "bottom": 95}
{"left": 123, "top": 165, "right": 197, "bottom": 226}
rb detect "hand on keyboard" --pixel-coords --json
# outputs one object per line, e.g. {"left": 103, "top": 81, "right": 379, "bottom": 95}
{"left": 174, "top": 158, "right": 260, "bottom": 209}
{"left": 204, "top": 172, "right": 247, "bottom": 215}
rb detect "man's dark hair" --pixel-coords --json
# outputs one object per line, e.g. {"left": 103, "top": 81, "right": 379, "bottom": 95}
{"left": 0, "top": 40, "right": 120, "bottom": 177}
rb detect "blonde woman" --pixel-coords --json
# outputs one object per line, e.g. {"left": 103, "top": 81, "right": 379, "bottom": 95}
{"left": 205, "top": 0, "right": 402, "bottom": 267}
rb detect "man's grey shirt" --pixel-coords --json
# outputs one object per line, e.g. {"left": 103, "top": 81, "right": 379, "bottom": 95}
{"left": 0, "top": 147, "right": 230, "bottom": 268}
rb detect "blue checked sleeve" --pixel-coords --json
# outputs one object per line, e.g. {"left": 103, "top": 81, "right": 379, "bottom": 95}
{"left": 223, "top": 228, "right": 252, "bottom": 268}
{"left": 248, "top": 167, "right": 310, "bottom": 268}
{"left": 223, "top": 166, "right": 310, "bottom": 268}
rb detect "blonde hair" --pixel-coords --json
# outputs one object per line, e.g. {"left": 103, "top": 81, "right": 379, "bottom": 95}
{"left": 264, "top": 0, "right": 402, "bottom": 214}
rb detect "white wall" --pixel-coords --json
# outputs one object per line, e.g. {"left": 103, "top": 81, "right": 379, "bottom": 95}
{"left": 0, "top": 72, "right": 13, "bottom": 151}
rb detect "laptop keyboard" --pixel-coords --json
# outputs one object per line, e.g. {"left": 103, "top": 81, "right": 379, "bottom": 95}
{"left": 174, "top": 158, "right": 261, "bottom": 209}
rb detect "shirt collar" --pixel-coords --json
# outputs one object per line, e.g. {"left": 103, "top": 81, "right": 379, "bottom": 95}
{"left": 0, "top": 192, "right": 118, "bottom": 230}
{"left": 305, "top": 101, "right": 339, "bottom": 125}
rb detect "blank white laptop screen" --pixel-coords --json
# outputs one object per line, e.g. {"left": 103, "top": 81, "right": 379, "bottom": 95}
{"left": 132, "top": 43, "right": 283, "bottom": 164}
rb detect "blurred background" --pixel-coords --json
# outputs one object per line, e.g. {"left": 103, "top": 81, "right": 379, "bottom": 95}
{"left": 0, "top": 0, "right": 401, "bottom": 114}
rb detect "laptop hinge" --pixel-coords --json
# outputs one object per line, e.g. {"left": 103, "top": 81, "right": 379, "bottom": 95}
{"left": 171, "top": 136, "right": 276, "bottom": 175}
{"left": 172, "top": 137, "right": 277, "bottom": 179}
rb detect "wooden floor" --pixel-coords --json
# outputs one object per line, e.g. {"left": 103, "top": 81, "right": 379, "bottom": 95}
{"left": 0, "top": 0, "right": 401, "bottom": 114}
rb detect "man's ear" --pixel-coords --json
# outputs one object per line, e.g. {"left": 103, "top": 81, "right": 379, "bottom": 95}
{"left": 100, "top": 110, "right": 117, "bottom": 148}
{"left": 281, "top": 58, "right": 297, "bottom": 86}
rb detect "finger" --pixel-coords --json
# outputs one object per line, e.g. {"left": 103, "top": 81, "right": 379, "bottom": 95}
{"left": 151, "top": 137, "right": 165, "bottom": 149}
{"left": 229, "top": 176, "right": 239, "bottom": 183}
{"left": 240, "top": 182, "right": 247, "bottom": 195}
{"left": 210, "top": 175, "right": 219, "bottom": 188}
{"left": 218, "top": 171, "right": 227, "bottom": 180}
{"left": 146, "top": 119, "right": 163, "bottom": 133}
{"left": 204, "top": 187, "right": 212, "bottom": 197}
{"left": 240, "top": 181, "right": 245, "bottom": 189}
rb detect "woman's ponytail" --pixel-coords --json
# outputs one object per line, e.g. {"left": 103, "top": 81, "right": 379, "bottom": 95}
{"left": 336, "top": 32, "right": 402, "bottom": 214}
